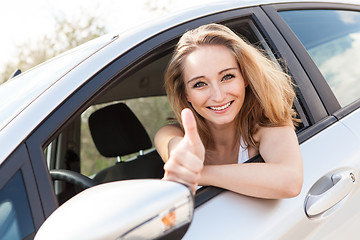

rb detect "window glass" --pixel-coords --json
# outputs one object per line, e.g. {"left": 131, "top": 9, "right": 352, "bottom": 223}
{"left": 0, "top": 171, "right": 34, "bottom": 240}
{"left": 80, "top": 96, "right": 174, "bottom": 176}
{"left": 280, "top": 9, "right": 360, "bottom": 107}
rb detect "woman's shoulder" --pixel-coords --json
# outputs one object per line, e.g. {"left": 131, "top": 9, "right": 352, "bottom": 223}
{"left": 254, "top": 124, "right": 295, "bottom": 143}
{"left": 156, "top": 123, "right": 183, "bottom": 135}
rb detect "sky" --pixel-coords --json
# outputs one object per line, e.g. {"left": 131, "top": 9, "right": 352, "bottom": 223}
{"left": 0, "top": 0, "right": 218, "bottom": 76}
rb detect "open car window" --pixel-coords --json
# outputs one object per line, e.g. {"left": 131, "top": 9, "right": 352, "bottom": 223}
{"left": 45, "top": 96, "right": 173, "bottom": 204}
{"left": 43, "top": 17, "right": 308, "bottom": 204}
{"left": 80, "top": 96, "right": 174, "bottom": 177}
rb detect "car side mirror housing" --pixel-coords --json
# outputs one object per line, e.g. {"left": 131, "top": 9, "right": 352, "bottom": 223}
{"left": 35, "top": 179, "right": 194, "bottom": 240}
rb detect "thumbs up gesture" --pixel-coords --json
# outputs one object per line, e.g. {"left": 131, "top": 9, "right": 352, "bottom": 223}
{"left": 162, "top": 108, "right": 205, "bottom": 194}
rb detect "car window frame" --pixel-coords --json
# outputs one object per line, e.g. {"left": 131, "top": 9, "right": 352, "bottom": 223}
{"left": 0, "top": 144, "right": 46, "bottom": 237}
{"left": 25, "top": 5, "right": 325, "bottom": 211}
{"left": 262, "top": 2, "right": 360, "bottom": 119}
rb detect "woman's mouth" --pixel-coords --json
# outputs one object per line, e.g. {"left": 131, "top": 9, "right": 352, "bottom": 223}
{"left": 208, "top": 101, "right": 233, "bottom": 111}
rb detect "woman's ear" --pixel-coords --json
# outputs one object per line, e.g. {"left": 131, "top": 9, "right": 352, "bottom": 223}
{"left": 239, "top": 64, "right": 248, "bottom": 87}
{"left": 185, "top": 93, "right": 191, "bottom": 102}
{"left": 243, "top": 72, "right": 249, "bottom": 87}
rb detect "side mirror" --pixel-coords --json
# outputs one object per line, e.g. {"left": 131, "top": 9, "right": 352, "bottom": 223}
{"left": 35, "top": 180, "right": 194, "bottom": 240}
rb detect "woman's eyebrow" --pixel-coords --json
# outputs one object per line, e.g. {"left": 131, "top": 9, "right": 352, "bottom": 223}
{"left": 219, "top": 67, "right": 237, "bottom": 75}
{"left": 187, "top": 76, "right": 204, "bottom": 84}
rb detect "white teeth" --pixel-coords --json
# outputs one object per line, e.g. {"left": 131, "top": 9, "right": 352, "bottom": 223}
{"left": 210, "top": 102, "right": 231, "bottom": 111}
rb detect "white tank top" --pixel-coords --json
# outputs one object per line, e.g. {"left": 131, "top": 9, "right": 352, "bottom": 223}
{"left": 238, "top": 138, "right": 249, "bottom": 164}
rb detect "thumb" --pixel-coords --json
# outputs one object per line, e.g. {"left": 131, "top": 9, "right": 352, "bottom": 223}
{"left": 181, "top": 108, "right": 202, "bottom": 146}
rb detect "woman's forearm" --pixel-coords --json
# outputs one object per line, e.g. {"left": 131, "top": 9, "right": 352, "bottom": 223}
{"left": 199, "top": 162, "right": 303, "bottom": 199}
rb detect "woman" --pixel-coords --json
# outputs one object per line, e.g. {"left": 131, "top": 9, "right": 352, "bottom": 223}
{"left": 155, "top": 23, "right": 303, "bottom": 199}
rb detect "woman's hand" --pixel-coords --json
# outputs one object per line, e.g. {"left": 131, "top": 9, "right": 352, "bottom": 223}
{"left": 162, "top": 108, "right": 205, "bottom": 194}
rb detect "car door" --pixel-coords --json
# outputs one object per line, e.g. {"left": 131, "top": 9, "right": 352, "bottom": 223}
{"left": 20, "top": 2, "right": 360, "bottom": 239}
{"left": 266, "top": 1, "right": 360, "bottom": 237}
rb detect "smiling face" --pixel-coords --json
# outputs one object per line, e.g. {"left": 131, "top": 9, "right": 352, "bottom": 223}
{"left": 183, "top": 45, "right": 247, "bottom": 128}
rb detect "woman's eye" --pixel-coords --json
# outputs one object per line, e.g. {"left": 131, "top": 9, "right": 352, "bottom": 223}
{"left": 222, "top": 74, "right": 235, "bottom": 81}
{"left": 193, "top": 81, "right": 207, "bottom": 88}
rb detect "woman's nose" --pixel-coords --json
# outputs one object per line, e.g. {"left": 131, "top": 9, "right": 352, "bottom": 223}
{"left": 210, "top": 84, "right": 225, "bottom": 102}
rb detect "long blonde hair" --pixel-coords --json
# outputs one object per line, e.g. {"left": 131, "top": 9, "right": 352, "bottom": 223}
{"left": 165, "top": 23, "right": 298, "bottom": 148}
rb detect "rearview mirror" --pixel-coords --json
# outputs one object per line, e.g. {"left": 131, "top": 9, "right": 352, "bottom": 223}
{"left": 35, "top": 180, "right": 194, "bottom": 240}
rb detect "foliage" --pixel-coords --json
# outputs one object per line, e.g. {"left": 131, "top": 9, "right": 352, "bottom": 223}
{"left": 144, "top": 0, "right": 174, "bottom": 14}
{"left": 0, "top": 14, "right": 106, "bottom": 83}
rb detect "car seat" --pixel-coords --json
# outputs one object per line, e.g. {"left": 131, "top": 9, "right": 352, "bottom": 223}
{"left": 88, "top": 103, "right": 164, "bottom": 183}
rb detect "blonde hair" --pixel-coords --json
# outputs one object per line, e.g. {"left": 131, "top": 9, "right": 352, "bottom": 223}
{"left": 165, "top": 23, "right": 298, "bottom": 148}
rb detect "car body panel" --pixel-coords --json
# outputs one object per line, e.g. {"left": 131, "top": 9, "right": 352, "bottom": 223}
{"left": 0, "top": 36, "right": 117, "bottom": 164}
{"left": 185, "top": 120, "right": 360, "bottom": 239}
{"left": 0, "top": 36, "right": 113, "bottom": 130}
{"left": 340, "top": 108, "right": 360, "bottom": 140}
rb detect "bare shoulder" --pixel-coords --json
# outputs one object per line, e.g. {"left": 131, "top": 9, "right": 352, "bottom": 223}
{"left": 154, "top": 123, "right": 184, "bottom": 161}
{"left": 156, "top": 123, "right": 183, "bottom": 137}
{"left": 254, "top": 125, "right": 300, "bottom": 164}
{"left": 254, "top": 125, "right": 296, "bottom": 143}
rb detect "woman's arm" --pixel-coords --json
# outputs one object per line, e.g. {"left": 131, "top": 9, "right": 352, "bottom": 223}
{"left": 154, "top": 124, "right": 183, "bottom": 162}
{"left": 200, "top": 126, "right": 303, "bottom": 199}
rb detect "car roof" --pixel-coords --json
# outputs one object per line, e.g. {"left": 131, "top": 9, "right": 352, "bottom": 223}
{"left": 0, "top": 0, "right": 359, "bottom": 163}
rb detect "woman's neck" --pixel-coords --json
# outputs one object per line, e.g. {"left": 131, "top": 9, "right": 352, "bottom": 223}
{"left": 205, "top": 121, "right": 239, "bottom": 164}
{"left": 207, "top": 121, "right": 238, "bottom": 148}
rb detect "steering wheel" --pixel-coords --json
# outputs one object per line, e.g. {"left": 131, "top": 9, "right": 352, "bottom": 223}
{"left": 50, "top": 169, "right": 97, "bottom": 189}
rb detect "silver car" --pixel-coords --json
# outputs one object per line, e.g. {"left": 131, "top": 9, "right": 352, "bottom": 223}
{"left": 1, "top": 0, "right": 360, "bottom": 239}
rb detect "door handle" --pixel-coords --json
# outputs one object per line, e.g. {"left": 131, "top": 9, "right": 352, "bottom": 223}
{"left": 305, "top": 170, "right": 356, "bottom": 218}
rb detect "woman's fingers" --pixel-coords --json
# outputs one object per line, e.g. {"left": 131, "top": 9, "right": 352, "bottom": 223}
{"left": 169, "top": 146, "right": 203, "bottom": 173}
{"left": 163, "top": 158, "right": 200, "bottom": 194}
{"left": 181, "top": 108, "right": 205, "bottom": 160}
{"left": 163, "top": 108, "right": 205, "bottom": 194}
{"left": 163, "top": 159, "right": 200, "bottom": 185}
{"left": 182, "top": 109, "right": 201, "bottom": 146}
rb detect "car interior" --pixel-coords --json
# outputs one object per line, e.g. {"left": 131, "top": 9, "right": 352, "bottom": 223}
{"left": 88, "top": 102, "right": 165, "bottom": 183}
{"left": 44, "top": 18, "right": 307, "bottom": 205}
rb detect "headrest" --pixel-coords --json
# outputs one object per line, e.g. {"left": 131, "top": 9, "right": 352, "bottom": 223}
{"left": 88, "top": 103, "right": 152, "bottom": 157}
